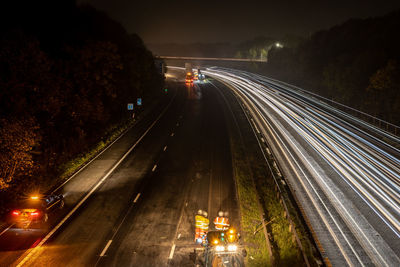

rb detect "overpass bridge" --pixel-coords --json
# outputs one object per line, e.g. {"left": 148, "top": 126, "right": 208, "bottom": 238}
{"left": 156, "top": 56, "right": 267, "bottom": 63}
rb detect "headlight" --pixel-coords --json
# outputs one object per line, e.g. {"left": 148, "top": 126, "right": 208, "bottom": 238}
{"left": 216, "top": 245, "right": 225, "bottom": 252}
{"left": 227, "top": 245, "right": 237, "bottom": 251}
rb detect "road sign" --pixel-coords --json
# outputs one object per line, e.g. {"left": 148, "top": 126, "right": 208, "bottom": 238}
{"left": 127, "top": 103, "right": 134, "bottom": 110}
{"left": 137, "top": 98, "right": 142, "bottom": 106}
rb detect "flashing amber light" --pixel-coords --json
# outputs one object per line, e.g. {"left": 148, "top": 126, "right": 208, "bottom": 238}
{"left": 213, "top": 239, "right": 219, "bottom": 244}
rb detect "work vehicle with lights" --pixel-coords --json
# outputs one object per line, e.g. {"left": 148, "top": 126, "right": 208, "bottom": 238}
{"left": 207, "top": 228, "right": 240, "bottom": 253}
{"left": 185, "top": 72, "right": 194, "bottom": 84}
{"left": 204, "top": 228, "right": 245, "bottom": 266}
{"left": 9, "top": 194, "right": 64, "bottom": 229}
{"left": 194, "top": 211, "right": 245, "bottom": 266}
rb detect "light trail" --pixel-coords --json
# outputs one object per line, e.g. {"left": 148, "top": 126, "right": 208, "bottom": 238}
{"left": 204, "top": 67, "right": 400, "bottom": 266}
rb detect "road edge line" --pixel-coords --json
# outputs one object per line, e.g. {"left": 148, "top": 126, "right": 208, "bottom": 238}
{"left": 15, "top": 91, "right": 177, "bottom": 267}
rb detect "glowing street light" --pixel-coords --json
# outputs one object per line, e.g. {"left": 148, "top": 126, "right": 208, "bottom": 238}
{"left": 275, "top": 42, "right": 283, "bottom": 48}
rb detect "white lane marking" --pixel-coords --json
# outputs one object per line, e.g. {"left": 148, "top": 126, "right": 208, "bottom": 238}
{"left": 100, "top": 240, "right": 113, "bottom": 257}
{"left": 16, "top": 90, "right": 177, "bottom": 267}
{"left": 168, "top": 244, "right": 176, "bottom": 259}
{"left": 133, "top": 193, "right": 141, "bottom": 203}
{"left": 170, "top": 132, "right": 175, "bottom": 137}
{"left": 152, "top": 165, "right": 157, "bottom": 172}
{"left": 51, "top": 120, "right": 132, "bottom": 194}
{"left": 176, "top": 122, "right": 179, "bottom": 126}
{"left": 177, "top": 233, "right": 181, "bottom": 239}
{"left": 0, "top": 224, "right": 14, "bottom": 237}
{"left": 163, "top": 146, "right": 167, "bottom": 151}
{"left": 185, "top": 202, "right": 188, "bottom": 207}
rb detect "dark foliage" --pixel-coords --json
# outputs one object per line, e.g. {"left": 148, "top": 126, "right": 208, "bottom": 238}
{"left": 263, "top": 10, "right": 400, "bottom": 125}
{"left": 0, "top": 0, "right": 163, "bottom": 192}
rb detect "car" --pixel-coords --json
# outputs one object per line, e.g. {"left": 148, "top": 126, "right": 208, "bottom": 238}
{"left": 9, "top": 194, "right": 64, "bottom": 229}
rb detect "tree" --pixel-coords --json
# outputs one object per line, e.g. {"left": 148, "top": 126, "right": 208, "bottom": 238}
{"left": 0, "top": 117, "right": 41, "bottom": 190}
{"left": 366, "top": 59, "right": 400, "bottom": 124}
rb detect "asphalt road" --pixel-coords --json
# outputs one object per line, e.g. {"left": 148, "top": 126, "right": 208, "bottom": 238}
{"left": 204, "top": 67, "right": 400, "bottom": 266}
{"left": 0, "top": 81, "right": 176, "bottom": 266}
{"left": 1, "top": 70, "right": 243, "bottom": 267}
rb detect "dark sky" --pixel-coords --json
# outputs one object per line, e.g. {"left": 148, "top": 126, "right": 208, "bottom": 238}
{"left": 78, "top": 0, "right": 400, "bottom": 44}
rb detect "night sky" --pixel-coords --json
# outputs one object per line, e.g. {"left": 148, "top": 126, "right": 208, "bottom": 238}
{"left": 78, "top": 0, "right": 400, "bottom": 44}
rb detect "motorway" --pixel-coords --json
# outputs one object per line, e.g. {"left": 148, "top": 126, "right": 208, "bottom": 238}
{"left": 0, "top": 70, "right": 244, "bottom": 266}
{"left": 204, "top": 67, "right": 400, "bottom": 266}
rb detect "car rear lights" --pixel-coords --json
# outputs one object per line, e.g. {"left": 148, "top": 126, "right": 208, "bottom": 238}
{"left": 12, "top": 210, "right": 20, "bottom": 216}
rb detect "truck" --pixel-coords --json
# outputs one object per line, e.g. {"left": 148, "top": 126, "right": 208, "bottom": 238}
{"left": 194, "top": 211, "right": 245, "bottom": 266}
{"left": 185, "top": 63, "right": 194, "bottom": 84}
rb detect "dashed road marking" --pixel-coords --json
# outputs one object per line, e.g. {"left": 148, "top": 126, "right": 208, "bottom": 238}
{"left": 152, "top": 165, "right": 157, "bottom": 172}
{"left": 100, "top": 240, "right": 113, "bottom": 257}
{"left": 163, "top": 146, "right": 167, "bottom": 151}
{"left": 15, "top": 87, "right": 178, "bottom": 267}
{"left": 177, "top": 233, "right": 181, "bottom": 239}
{"left": 0, "top": 224, "right": 14, "bottom": 237}
{"left": 133, "top": 193, "right": 141, "bottom": 203}
{"left": 168, "top": 244, "right": 176, "bottom": 259}
{"left": 170, "top": 132, "right": 175, "bottom": 137}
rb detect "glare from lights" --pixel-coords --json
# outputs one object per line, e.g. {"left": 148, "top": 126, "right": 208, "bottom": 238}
{"left": 216, "top": 245, "right": 225, "bottom": 252}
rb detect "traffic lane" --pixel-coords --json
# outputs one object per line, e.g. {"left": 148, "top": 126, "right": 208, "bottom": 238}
{"left": 98, "top": 83, "right": 198, "bottom": 266}
{"left": 206, "top": 72, "right": 364, "bottom": 264}
{"left": 217, "top": 73, "right": 399, "bottom": 265}
{"left": 99, "top": 81, "right": 242, "bottom": 266}
{"left": 236, "top": 81, "right": 385, "bottom": 264}
{"left": 168, "top": 81, "right": 241, "bottom": 266}
{"left": 199, "top": 81, "right": 240, "bottom": 228}
{"left": 0, "top": 89, "right": 175, "bottom": 265}
{"left": 245, "top": 84, "right": 400, "bottom": 259}
{"left": 11, "top": 85, "right": 186, "bottom": 267}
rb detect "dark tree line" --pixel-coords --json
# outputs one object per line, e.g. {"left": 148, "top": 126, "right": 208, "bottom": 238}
{"left": 262, "top": 10, "right": 400, "bottom": 126}
{"left": 0, "top": 1, "right": 164, "bottom": 191}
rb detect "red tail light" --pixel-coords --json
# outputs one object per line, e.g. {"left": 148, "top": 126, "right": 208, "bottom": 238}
{"left": 30, "top": 211, "right": 39, "bottom": 216}
{"left": 12, "top": 210, "right": 20, "bottom": 216}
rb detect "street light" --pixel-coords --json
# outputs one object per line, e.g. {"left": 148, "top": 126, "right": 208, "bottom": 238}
{"left": 275, "top": 42, "right": 283, "bottom": 48}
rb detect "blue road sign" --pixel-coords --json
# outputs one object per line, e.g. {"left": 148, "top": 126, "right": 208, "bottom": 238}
{"left": 127, "top": 103, "right": 134, "bottom": 110}
{"left": 137, "top": 98, "right": 142, "bottom": 106}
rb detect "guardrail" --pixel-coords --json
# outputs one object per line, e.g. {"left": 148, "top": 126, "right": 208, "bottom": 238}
{"left": 263, "top": 76, "right": 400, "bottom": 138}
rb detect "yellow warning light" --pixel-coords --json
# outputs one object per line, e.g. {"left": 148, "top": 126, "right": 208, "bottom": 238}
{"left": 213, "top": 239, "right": 219, "bottom": 244}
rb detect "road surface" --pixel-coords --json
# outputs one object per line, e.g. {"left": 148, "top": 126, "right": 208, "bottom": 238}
{"left": 0, "top": 70, "right": 245, "bottom": 267}
{"left": 204, "top": 67, "right": 400, "bottom": 266}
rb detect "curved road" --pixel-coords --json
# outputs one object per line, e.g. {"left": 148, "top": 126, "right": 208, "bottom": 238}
{"left": 205, "top": 67, "right": 400, "bottom": 266}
